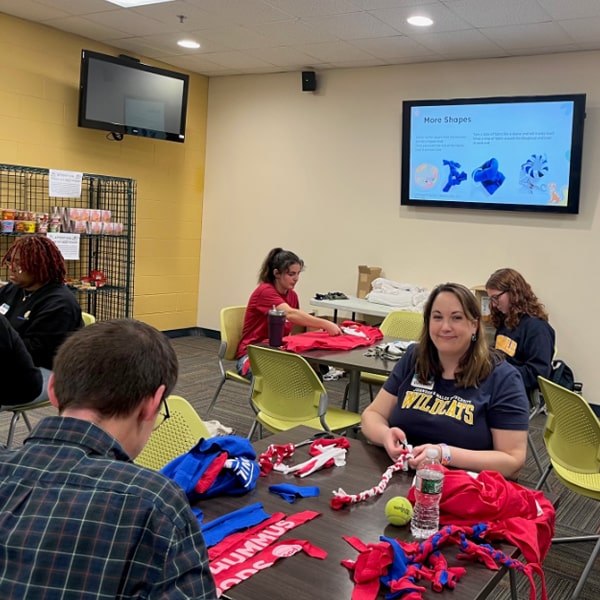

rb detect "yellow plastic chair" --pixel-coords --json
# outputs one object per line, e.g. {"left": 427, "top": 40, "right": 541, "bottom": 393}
{"left": 536, "top": 376, "right": 600, "bottom": 599}
{"left": 135, "top": 395, "right": 210, "bottom": 470}
{"left": 246, "top": 345, "right": 361, "bottom": 440}
{"left": 206, "top": 306, "right": 251, "bottom": 416}
{"left": 82, "top": 312, "right": 96, "bottom": 326}
{"left": 345, "top": 310, "right": 424, "bottom": 407}
{"left": 526, "top": 345, "right": 559, "bottom": 477}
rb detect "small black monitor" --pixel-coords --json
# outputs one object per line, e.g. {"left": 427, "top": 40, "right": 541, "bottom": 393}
{"left": 78, "top": 49, "right": 189, "bottom": 143}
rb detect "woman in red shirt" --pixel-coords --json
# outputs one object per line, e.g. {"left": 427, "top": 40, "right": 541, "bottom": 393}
{"left": 236, "top": 247, "right": 341, "bottom": 378}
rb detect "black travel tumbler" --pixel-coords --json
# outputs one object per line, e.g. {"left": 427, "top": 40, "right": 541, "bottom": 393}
{"left": 268, "top": 308, "right": 286, "bottom": 347}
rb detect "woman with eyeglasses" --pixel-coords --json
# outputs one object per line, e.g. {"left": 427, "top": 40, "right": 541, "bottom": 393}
{"left": 361, "top": 282, "right": 529, "bottom": 480}
{"left": 485, "top": 268, "right": 555, "bottom": 394}
{"left": 235, "top": 247, "right": 342, "bottom": 379}
{"left": 0, "top": 235, "right": 82, "bottom": 372}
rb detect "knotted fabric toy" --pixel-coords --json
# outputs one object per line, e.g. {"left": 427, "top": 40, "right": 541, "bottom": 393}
{"left": 259, "top": 436, "right": 350, "bottom": 477}
{"left": 331, "top": 443, "right": 413, "bottom": 510}
{"left": 343, "top": 524, "right": 547, "bottom": 600}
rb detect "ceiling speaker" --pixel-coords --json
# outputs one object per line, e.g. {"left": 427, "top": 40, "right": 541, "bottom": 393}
{"left": 302, "top": 71, "right": 317, "bottom": 92}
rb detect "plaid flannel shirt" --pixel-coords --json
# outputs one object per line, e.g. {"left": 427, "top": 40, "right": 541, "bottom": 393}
{"left": 0, "top": 416, "right": 216, "bottom": 599}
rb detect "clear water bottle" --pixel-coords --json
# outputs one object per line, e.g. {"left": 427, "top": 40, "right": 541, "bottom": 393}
{"left": 410, "top": 447, "right": 444, "bottom": 539}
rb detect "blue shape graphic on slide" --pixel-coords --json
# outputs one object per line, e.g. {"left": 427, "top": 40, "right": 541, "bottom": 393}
{"left": 409, "top": 101, "right": 574, "bottom": 205}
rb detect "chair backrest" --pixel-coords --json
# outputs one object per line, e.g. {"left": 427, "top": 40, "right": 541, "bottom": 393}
{"left": 220, "top": 306, "right": 246, "bottom": 361}
{"left": 379, "top": 310, "right": 424, "bottom": 340}
{"left": 247, "top": 345, "right": 327, "bottom": 425}
{"left": 134, "top": 395, "right": 210, "bottom": 470}
{"left": 537, "top": 376, "right": 600, "bottom": 474}
{"left": 82, "top": 312, "right": 96, "bottom": 326}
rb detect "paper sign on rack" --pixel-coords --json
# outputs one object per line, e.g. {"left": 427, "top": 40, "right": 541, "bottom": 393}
{"left": 49, "top": 169, "right": 83, "bottom": 198}
{"left": 47, "top": 232, "right": 80, "bottom": 260}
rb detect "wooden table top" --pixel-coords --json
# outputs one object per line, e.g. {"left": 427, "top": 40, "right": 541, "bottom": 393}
{"left": 196, "top": 426, "right": 513, "bottom": 600}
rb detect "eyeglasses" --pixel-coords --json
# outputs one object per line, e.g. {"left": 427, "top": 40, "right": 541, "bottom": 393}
{"left": 489, "top": 290, "right": 507, "bottom": 304}
{"left": 153, "top": 397, "right": 170, "bottom": 431}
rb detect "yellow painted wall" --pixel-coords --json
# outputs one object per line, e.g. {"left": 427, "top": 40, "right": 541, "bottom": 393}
{"left": 0, "top": 13, "right": 208, "bottom": 331}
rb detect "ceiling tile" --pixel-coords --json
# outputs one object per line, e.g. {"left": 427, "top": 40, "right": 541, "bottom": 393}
{"left": 266, "top": 0, "right": 360, "bottom": 18}
{"left": 481, "top": 22, "right": 575, "bottom": 50}
{"left": 411, "top": 28, "right": 505, "bottom": 55}
{"left": 245, "top": 45, "right": 324, "bottom": 67}
{"left": 301, "top": 11, "right": 401, "bottom": 39}
{"left": 443, "top": 0, "right": 552, "bottom": 28}
{"left": 189, "top": 26, "right": 270, "bottom": 50}
{"left": 537, "top": 0, "right": 600, "bottom": 20}
{"left": 351, "top": 35, "right": 436, "bottom": 59}
{"left": 34, "top": 0, "right": 117, "bottom": 15}
{"left": 184, "top": 0, "right": 294, "bottom": 24}
{"left": 294, "top": 40, "right": 380, "bottom": 62}
{"left": 0, "top": 0, "right": 70, "bottom": 20}
{"left": 80, "top": 7, "right": 178, "bottom": 36}
{"left": 43, "top": 15, "right": 133, "bottom": 41}
{"left": 251, "top": 19, "right": 337, "bottom": 45}
{"left": 195, "top": 49, "right": 276, "bottom": 69}
{"left": 558, "top": 16, "right": 600, "bottom": 44}
{"left": 370, "top": 3, "right": 473, "bottom": 34}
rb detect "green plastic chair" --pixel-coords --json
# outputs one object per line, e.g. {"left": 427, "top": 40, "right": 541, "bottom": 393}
{"left": 81, "top": 312, "right": 96, "bottom": 326}
{"left": 246, "top": 345, "right": 361, "bottom": 440}
{"left": 135, "top": 395, "right": 211, "bottom": 470}
{"left": 345, "top": 310, "right": 424, "bottom": 407}
{"left": 536, "top": 376, "right": 600, "bottom": 599}
{"left": 206, "top": 305, "right": 251, "bottom": 416}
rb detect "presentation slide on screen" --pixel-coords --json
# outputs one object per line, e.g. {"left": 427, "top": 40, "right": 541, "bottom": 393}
{"left": 408, "top": 101, "right": 576, "bottom": 206}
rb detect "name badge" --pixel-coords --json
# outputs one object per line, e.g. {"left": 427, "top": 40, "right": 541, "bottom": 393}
{"left": 411, "top": 373, "right": 434, "bottom": 390}
{"left": 0, "top": 303, "right": 9, "bottom": 315}
{"left": 495, "top": 334, "right": 517, "bottom": 357}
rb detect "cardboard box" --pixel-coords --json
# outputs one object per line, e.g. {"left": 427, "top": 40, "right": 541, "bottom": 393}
{"left": 471, "top": 285, "right": 491, "bottom": 323}
{"left": 357, "top": 265, "right": 382, "bottom": 298}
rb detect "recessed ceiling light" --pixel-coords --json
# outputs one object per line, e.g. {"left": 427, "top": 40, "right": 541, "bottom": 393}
{"left": 104, "top": 0, "right": 174, "bottom": 7}
{"left": 178, "top": 39, "right": 200, "bottom": 49}
{"left": 407, "top": 15, "right": 434, "bottom": 27}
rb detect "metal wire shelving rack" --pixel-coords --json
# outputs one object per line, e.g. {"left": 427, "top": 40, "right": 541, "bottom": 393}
{"left": 0, "top": 164, "right": 136, "bottom": 320}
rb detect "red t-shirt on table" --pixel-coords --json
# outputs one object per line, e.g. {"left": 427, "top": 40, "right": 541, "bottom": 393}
{"left": 235, "top": 282, "right": 299, "bottom": 358}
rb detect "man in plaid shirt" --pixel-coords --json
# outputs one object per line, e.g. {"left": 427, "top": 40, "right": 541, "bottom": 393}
{"left": 0, "top": 318, "right": 217, "bottom": 599}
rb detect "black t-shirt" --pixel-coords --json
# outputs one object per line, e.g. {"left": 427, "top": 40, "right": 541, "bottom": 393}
{"left": 0, "top": 282, "right": 82, "bottom": 369}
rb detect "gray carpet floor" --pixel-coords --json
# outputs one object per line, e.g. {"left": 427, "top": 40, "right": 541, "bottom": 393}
{"left": 2, "top": 332, "right": 599, "bottom": 599}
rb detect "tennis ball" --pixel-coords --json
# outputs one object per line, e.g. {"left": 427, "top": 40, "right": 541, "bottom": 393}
{"left": 385, "top": 496, "right": 413, "bottom": 526}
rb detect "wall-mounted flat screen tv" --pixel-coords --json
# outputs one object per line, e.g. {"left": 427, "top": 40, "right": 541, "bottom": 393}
{"left": 401, "top": 94, "right": 586, "bottom": 214}
{"left": 78, "top": 49, "right": 189, "bottom": 143}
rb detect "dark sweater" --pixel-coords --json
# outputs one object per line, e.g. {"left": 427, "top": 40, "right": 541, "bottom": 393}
{"left": 494, "top": 314, "right": 555, "bottom": 391}
{"left": 0, "top": 314, "right": 43, "bottom": 405}
{"left": 0, "top": 282, "right": 82, "bottom": 369}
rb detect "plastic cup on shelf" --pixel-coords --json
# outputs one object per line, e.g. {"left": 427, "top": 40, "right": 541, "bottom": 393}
{"left": 1, "top": 220, "right": 15, "bottom": 233}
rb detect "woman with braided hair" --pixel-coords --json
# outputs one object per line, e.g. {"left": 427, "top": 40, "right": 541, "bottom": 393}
{"left": 0, "top": 235, "right": 82, "bottom": 372}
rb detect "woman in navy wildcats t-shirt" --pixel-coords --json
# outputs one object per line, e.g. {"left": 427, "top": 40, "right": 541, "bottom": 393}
{"left": 361, "top": 282, "right": 529, "bottom": 480}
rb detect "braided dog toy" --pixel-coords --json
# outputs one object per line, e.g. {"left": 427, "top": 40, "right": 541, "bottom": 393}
{"left": 330, "top": 443, "right": 413, "bottom": 510}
